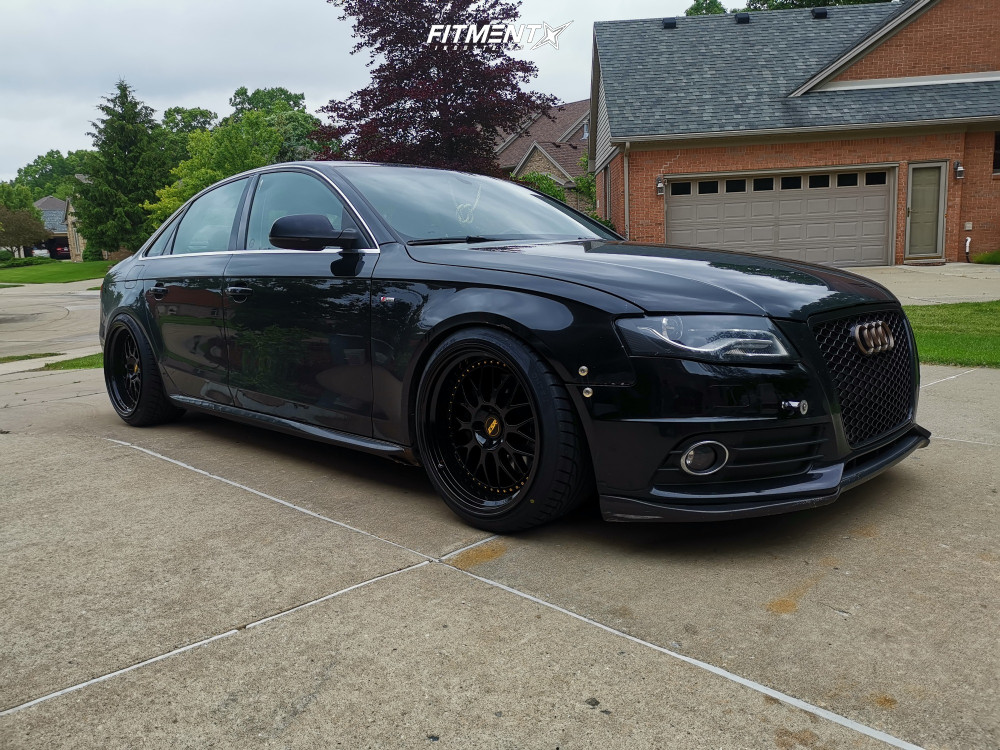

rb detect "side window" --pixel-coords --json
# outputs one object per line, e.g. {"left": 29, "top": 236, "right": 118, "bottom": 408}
{"left": 247, "top": 171, "right": 361, "bottom": 250}
{"left": 145, "top": 216, "right": 179, "bottom": 257}
{"left": 172, "top": 178, "right": 248, "bottom": 255}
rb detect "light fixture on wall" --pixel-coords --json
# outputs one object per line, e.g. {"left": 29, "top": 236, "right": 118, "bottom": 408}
{"left": 656, "top": 176, "right": 665, "bottom": 195}
{"left": 954, "top": 160, "right": 965, "bottom": 179}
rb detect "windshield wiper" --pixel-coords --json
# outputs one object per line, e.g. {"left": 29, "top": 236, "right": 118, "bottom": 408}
{"left": 406, "top": 236, "right": 507, "bottom": 246}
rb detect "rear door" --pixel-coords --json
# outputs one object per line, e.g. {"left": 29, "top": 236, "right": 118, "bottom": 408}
{"left": 223, "top": 169, "right": 378, "bottom": 436}
{"left": 143, "top": 177, "right": 250, "bottom": 404}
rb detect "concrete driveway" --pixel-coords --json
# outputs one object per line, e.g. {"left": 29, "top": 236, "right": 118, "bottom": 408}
{"left": 0, "top": 277, "right": 997, "bottom": 749}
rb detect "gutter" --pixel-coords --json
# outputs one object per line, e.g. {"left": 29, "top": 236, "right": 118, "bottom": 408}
{"left": 623, "top": 141, "right": 630, "bottom": 240}
{"left": 609, "top": 115, "right": 1000, "bottom": 146}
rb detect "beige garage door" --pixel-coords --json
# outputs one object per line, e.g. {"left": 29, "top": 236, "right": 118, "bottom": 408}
{"left": 665, "top": 170, "right": 892, "bottom": 267}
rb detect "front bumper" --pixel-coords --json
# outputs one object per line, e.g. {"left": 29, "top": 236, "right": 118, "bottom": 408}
{"left": 599, "top": 424, "right": 929, "bottom": 522}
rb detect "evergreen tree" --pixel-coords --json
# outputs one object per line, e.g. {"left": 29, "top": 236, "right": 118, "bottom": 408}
{"left": 74, "top": 81, "right": 171, "bottom": 256}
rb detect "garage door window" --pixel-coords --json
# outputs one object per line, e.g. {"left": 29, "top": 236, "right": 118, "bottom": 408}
{"left": 837, "top": 173, "right": 859, "bottom": 188}
{"left": 865, "top": 172, "right": 887, "bottom": 186}
{"left": 809, "top": 174, "right": 830, "bottom": 189}
{"left": 670, "top": 182, "right": 692, "bottom": 196}
{"left": 725, "top": 179, "right": 746, "bottom": 193}
{"left": 781, "top": 176, "right": 801, "bottom": 190}
{"left": 753, "top": 177, "right": 774, "bottom": 191}
{"left": 698, "top": 181, "right": 719, "bottom": 194}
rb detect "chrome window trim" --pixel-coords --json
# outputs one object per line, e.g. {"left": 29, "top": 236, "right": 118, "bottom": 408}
{"left": 140, "top": 247, "right": 381, "bottom": 260}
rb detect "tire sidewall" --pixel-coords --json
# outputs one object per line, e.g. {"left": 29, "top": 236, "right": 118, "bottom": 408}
{"left": 104, "top": 313, "right": 165, "bottom": 425}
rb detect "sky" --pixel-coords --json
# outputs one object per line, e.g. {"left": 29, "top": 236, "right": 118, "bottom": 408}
{"left": 0, "top": 0, "right": 690, "bottom": 182}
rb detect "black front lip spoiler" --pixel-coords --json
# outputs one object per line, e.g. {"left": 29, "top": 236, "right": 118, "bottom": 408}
{"left": 600, "top": 424, "right": 931, "bottom": 522}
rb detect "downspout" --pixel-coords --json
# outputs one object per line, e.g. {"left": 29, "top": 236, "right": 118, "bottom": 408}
{"left": 965, "top": 236, "right": 972, "bottom": 262}
{"left": 623, "top": 141, "right": 631, "bottom": 240}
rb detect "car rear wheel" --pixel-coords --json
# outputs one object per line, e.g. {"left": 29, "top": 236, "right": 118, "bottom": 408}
{"left": 416, "top": 328, "right": 591, "bottom": 532}
{"left": 105, "top": 315, "right": 183, "bottom": 426}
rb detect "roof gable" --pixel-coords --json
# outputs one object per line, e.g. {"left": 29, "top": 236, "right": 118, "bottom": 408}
{"left": 495, "top": 99, "right": 590, "bottom": 169}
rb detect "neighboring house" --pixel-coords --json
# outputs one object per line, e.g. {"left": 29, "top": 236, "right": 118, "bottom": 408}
{"left": 589, "top": 0, "right": 1000, "bottom": 266}
{"left": 496, "top": 99, "right": 594, "bottom": 212}
{"left": 33, "top": 196, "right": 70, "bottom": 259}
{"left": 64, "top": 197, "right": 87, "bottom": 262}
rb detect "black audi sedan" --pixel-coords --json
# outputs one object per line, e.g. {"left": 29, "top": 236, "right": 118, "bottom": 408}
{"left": 99, "top": 162, "right": 929, "bottom": 532}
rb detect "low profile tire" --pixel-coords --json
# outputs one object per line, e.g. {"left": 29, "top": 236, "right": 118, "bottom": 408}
{"left": 104, "top": 315, "right": 183, "bottom": 426}
{"left": 415, "top": 327, "right": 591, "bottom": 532}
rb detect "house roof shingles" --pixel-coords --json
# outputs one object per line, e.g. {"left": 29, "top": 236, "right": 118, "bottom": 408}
{"left": 497, "top": 99, "right": 590, "bottom": 169}
{"left": 594, "top": 2, "right": 1000, "bottom": 139}
{"left": 33, "top": 196, "right": 67, "bottom": 234}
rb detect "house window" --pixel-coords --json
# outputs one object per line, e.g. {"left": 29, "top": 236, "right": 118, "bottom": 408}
{"left": 809, "top": 174, "right": 830, "bottom": 189}
{"left": 725, "top": 179, "right": 747, "bottom": 193}
{"left": 994, "top": 132, "right": 1000, "bottom": 172}
{"left": 865, "top": 171, "right": 888, "bottom": 186}
{"left": 781, "top": 176, "right": 801, "bottom": 190}
{"left": 671, "top": 182, "right": 692, "bottom": 196}
{"left": 581, "top": 121, "right": 590, "bottom": 141}
{"left": 698, "top": 180, "right": 719, "bottom": 194}
{"left": 752, "top": 177, "right": 774, "bottom": 191}
{"left": 837, "top": 173, "right": 859, "bottom": 187}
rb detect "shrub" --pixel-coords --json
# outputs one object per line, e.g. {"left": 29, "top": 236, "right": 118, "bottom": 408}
{"left": 82, "top": 246, "right": 105, "bottom": 262}
{"left": 0, "top": 257, "right": 58, "bottom": 268}
{"left": 972, "top": 250, "right": 1000, "bottom": 265}
{"left": 516, "top": 172, "right": 567, "bottom": 203}
{"left": 0, "top": 250, "right": 12, "bottom": 262}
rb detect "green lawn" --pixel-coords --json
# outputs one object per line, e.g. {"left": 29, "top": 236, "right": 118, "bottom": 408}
{"left": 38, "top": 353, "right": 104, "bottom": 371}
{"left": 905, "top": 301, "right": 1000, "bottom": 368}
{"left": 0, "top": 261, "right": 113, "bottom": 284}
{"left": 0, "top": 352, "right": 61, "bottom": 364}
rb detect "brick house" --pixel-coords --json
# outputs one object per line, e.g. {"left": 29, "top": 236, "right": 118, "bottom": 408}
{"left": 496, "top": 99, "right": 595, "bottom": 212}
{"left": 589, "top": 0, "right": 1000, "bottom": 266}
{"left": 33, "top": 196, "right": 69, "bottom": 258}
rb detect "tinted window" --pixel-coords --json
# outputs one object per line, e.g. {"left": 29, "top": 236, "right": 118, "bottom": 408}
{"left": 145, "top": 217, "right": 178, "bottom": 257}
{"left": 339, "top": 166, "right": 616, "bottom": 242}
{"left": 248, "top": 171, "right": 360, "bottom": 250}
{"left": 752, "top": 177, "right": 774, "bottom": 191}
{"left": 809, "top": 174, "right": 830, "bottom": 189}
{"left": 698, "top": 181, "right": 719, "bottom": 194}
{"left": 865, "top": 171, "right": 888, "bottom": 186}
{"left": 725, "top": 179, "right": 746, "bottom": 193}
{"left": 670, "top": 182, "right": 691, "bottom": 196}
{"left": 837, "top": 173, "right": 859, "bottom": 188}
{"left": 781, "top": 176, "right": 801, "bottom": 190}
{"left": 172, "top": 179, "right": 248, "bottom": 255}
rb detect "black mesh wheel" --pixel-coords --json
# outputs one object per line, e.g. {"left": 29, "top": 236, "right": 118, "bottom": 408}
{"left": 104, "top": 315, "right": 184, "bottom": 427}
{"left": 416, "top": 328, "right": 591, "bottom": 532}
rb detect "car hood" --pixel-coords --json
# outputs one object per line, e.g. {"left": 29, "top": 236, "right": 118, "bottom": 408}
{"left": 407, "top": 240, "right": 898, "bottom": 320}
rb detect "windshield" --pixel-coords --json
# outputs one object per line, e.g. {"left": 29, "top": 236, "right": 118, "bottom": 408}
{"left": 338, "top": 165, "right": 617, "bottom": 243}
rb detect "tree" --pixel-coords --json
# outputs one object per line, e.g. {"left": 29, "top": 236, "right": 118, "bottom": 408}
{"left": 13, "top": 150, "right": 94, "bottom": 201}
{"left": 0, "top": 182, "right": 40, "bottom": 214}
{"left": 685, "top": 0, "right": 728, "bottom": 14}
{"left": 0, "top": 206, "right": 50, "bottom": 255}
{"left": 145, "top": 110, "right": 283, "bottom": 224}
{"left": 316, "top": 0, "right": 556, "bottom": 175}
{"left": 161, "top": 106, "right": 218, "bottom": 164}
{"left": 73, "top": 80, "right": 172, "bottom": 256}
{"left": 229, "top": 86, "right": 306, "bottom": 117}
{"left": 739, "top": 0, "right": 888, "bottom": 8}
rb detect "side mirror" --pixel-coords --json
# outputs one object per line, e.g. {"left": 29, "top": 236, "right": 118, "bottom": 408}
{"left": 268, "top": 214, "right": 360, "bottom": 251}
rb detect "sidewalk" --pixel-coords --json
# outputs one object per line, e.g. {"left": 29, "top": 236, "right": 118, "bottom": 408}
{"left": 852, "top": 262, "right": 1000, "bottom": 305}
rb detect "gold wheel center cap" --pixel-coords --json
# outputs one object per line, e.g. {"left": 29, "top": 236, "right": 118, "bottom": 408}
{"left": 485, "top": 417, "right": 501, "bottom": 438}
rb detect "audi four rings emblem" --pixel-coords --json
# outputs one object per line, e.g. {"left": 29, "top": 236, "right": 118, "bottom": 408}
{"left": 852, "top": 321, "right": 895, "bottom": 355}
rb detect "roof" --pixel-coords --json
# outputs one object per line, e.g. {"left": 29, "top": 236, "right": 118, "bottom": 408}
{"left": 34, "top": 196, "right": 67, "bottom": 211}
{"left": 496, "top": 99, "right": 590, "bottom": 169}
{"left": 515, "top": 140, "right": 588, "bottom": 183}
{"left": 593, "top": 2, "right": 1000, "bottom": 140}
{"left": 34, "top": 196, "right": 68, "bottom": 234}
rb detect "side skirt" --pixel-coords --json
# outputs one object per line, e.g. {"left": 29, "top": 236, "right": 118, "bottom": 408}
{"left": 169, "top": 395, "right": 419, "bottom": 466}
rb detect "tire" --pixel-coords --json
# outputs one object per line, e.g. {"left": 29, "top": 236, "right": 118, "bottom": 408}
{"left": 104, "top": 314, "right": 184, "bottom": 427}
{"left": 415, "top": 327, "right": 591, "bottom": 532}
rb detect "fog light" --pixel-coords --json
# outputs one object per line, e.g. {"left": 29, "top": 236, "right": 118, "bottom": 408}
{"left": 680, "top": 441, "right": 729, "bottom": 476}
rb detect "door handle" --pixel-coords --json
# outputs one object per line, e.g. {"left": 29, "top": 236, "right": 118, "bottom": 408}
{"left": 151, "top": 283, "right": 167, "bottom": 299}
{"left": 226, "top": 286, "right": 253, "bottom": 301}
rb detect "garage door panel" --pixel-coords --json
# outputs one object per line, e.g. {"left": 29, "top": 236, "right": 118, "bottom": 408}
{"left": 667, "top": 171, "right": 891, "bottom": 267}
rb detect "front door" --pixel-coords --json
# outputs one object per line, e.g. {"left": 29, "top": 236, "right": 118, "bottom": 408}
{"left": 223, "top": 170, "right": 377, "bottom": 436}
{"left": 145, "top": 177, "right": 250, "bottom": 404}
{"left": 905, "top": 163, "right": 946, "bottom": 259}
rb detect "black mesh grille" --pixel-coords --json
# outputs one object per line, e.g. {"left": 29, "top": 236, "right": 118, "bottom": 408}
{"left": 812, "top": 311, "right": 914, "bottom": 447}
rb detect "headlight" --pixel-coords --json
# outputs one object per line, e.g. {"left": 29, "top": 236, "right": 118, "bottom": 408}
{"left": 616, "top": 315, "right": 795, "bottom": 364}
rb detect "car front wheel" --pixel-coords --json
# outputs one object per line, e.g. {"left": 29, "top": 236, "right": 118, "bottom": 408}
{"left": 416, "top": 328, "right": 591, "bottom": 532}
